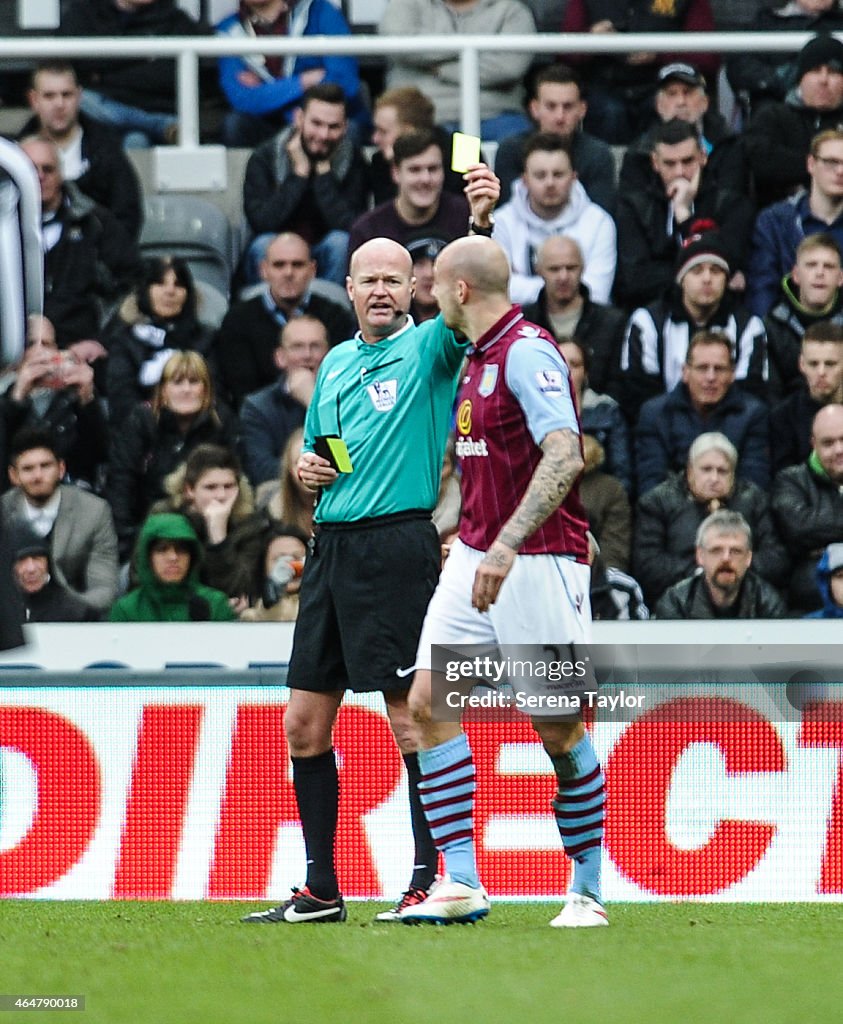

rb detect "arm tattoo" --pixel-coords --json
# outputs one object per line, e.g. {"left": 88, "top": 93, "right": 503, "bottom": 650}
{"left": 497, "top": 429, "right": 584, "bottom": 552}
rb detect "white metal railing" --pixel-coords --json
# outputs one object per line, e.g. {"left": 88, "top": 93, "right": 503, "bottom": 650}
{"left": 0, "top": 32, "right": 830, "bottom": 145}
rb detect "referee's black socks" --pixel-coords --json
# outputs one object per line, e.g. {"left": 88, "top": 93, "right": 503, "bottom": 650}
{"left": 292, "top": 749, "right": 340, "bottom": 900}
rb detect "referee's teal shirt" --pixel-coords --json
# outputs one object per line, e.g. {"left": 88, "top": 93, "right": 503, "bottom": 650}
{"left": 303, "top": 315, "right": 466, "bottom": 523}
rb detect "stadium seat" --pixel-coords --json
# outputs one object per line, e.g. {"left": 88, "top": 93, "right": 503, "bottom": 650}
{"left": 140, "top": 195, "right": 235, "bottom": 299}
{"left": 195, "top": 280, "right": 229, "bottom": 329}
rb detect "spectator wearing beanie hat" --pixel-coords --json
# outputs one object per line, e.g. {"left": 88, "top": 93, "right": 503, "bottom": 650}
{"left": 617, "top": 228, "right": 768, "bottom": 423}
{"left": 746, "top": 33, "right": 843, "bottom": 207}
{"left": 10, "top": 529, "right": 100, "bottom": 623}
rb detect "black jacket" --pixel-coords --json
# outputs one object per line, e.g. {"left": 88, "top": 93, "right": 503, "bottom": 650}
{"left": 20, "top": 577, "right": 101, "bottom": 623}
{"left": 215, "top": 291, "right": 354, "bottom": 410}
{"left": 615, "top": 173, "right": 754, "bottom": 310}
{"left": 60, "top": 0, "right": 206, "bottom": 114}
{"left": 522, "top": 284, "right": 626, "bottom": 397}
{"left": 243, "top": 125, "right": 370, "bottom": 244}
{"left": 620, "top": 111, "right": 747, "bottom": 196}
{"left": 0, "top": 528, "right": 24, "bottom": 649}
{"left": 44, "top": 184, "right": 139, "bottom": 347}
{"left": 654, "top": 570, "right": 787, "bottom": 619}
{"left": 771, "top": 457, "right": 843, "bottom": 613}
{"left": 770, "top": 388, "right": 826, "bottom": 477}
{"left": 634, "top": 471, "right": 789, "bottom": 604}
{"left": 745, "top": 94, "right": 843, "bottom": 208}
{"left": 18, "top": 112, "right": 143, "bottom": 242}
{"left": 107, "top": 404, "right": 239, "bottom": 562}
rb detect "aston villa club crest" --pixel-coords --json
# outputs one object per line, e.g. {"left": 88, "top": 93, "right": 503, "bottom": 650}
{"left": 478, "top": 364, "right": 499, "bottom": 397}
{"left": 366, "top": 379, "right": 398, "bottom": 412}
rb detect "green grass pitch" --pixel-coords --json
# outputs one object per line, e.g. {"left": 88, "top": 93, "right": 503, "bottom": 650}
{"left": 2, "top": 901, "right": 841, "bottom": 1024}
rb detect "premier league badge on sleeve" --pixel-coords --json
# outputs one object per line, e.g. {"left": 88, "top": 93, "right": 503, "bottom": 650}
{"left": 536, "top": 369, "right": 564, "bottom": 395}
{"left": 478, "top": 364, "right": 499, "bottom": 397}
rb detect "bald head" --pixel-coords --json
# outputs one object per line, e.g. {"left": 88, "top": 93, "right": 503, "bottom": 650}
{"left": 347, "top": 237, "right": 415, "bottom": 343}
{"left": 536, "top": 235, "right": 583, "bottom": 272}
{"left": 535, "top": 235, "right": 584, "bottom": 308}
{"left": 432, "top": 237, "right": 513, "bottom": 338}
{"left": 812, "top": 402, "right": 843, "bottom": 482}
{"left": 19, "top": 136, "right": 63, "bottom": 212}
{"left": 349, "top": 237, "right": 412, "bottom": 281}
{"left": 436, "top": 236, "right": 511, "bottom": 296}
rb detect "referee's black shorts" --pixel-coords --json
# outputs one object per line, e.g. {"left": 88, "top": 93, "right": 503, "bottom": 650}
{"left": 286, "top": 511, "right": 440, "bottom": 694}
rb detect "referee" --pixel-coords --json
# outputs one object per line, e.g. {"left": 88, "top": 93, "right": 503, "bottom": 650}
{"left": 242, "top": 164, "right": 500, "bottom": 924}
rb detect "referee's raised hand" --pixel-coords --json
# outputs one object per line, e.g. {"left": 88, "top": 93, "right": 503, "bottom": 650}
{"left": 463, "top": 164, "right": 500, "bottom": 225}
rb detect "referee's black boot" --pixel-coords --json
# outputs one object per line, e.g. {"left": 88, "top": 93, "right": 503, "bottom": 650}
{"left": 241, "top": 886, "right": 347, "bottom": 923}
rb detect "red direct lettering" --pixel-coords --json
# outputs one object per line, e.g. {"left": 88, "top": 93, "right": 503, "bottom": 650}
{"left": 605, "top": 699, "right": 785, "bottom": 895}
{"left": 113, "top": 705, "right": 203, "bottom": 898}
{"left": 209, "top": 704, "right": 403, "bottom": 898}
{"left": 0, "top": 707, "right": 100, "bottom": 895}
{"left": 798, "top": 701, "right": 843, "bottom": 894}
{"left": 208, "top": 704, "right": 296, "bottom": 898}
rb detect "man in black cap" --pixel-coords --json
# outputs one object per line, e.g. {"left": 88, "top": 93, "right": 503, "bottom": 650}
{"left": 615, "top": 119, "right": 754, "bottom": 310}
{"left": 406, "top": 236, "right": 447, "bottom": 324}
{"left": 619, "top": 230, "right": 768, "bottom": 423}
{"left": 620, "top": 63, "right": 746, "bottom": 194}
{"left": 10, "top": 530, "right": 100, "bottom": 623}
{"left": 746, "top": 33, "right": 843, "bottom": 207}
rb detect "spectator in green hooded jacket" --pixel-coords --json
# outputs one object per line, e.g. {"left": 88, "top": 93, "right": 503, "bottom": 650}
{"left": 109, "top": 512, "right": 235, "bottom": 622}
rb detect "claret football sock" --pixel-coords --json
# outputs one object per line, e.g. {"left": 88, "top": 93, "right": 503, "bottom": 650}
{"left": 292, "top": 749, "right": 340, "bottom": 901}
{"left": 403, "top": 752, "right": 439, "bottom": 891}
{"left": 418, "top": 733, "right": 480, "bottom": 889}
{"left": 550, "top": 734, "right": 605, "bottom": 903}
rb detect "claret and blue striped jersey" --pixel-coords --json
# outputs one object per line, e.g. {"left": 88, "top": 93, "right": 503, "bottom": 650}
{"left": 455, "top": 307, "right": 590, "bottom": 560}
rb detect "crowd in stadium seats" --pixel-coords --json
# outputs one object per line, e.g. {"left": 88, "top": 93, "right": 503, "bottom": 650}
{"left": 4, "top": 0, "right": 843, "bottom": 624}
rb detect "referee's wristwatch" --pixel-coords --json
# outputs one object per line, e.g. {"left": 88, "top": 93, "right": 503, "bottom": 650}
{"left": 469, "top": 215, "right": 494, "bottom": 237}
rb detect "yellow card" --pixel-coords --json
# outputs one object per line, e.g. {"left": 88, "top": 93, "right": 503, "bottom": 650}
{"left": 451, "top": 132, "right": 482, "bottom": 173}
{"left": 326, "top": 437, "right": 353, "bottom": 474}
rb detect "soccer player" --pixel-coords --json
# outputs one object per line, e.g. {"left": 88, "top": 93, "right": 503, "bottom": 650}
{"left": 240, "top": 166, "right": 500, "bottom": 925}
{"left": 401, "top": 236, "right": 607, "bottom": 928}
